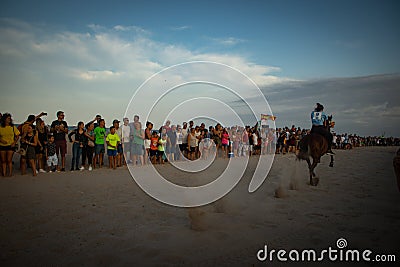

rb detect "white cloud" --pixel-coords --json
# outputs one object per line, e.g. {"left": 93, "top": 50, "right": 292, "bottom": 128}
{"left": 210, "top": 36, "right": 246, "bottom": 46}
{"left": 113, "top": 25, "right": 150, "bottom": 35}
{"left": 169, "top": 25, "right": 191, "bottom": 31}
{"left": 262, "top": 74, "right": 400, "bottom": 136}
{"left": 0, "top": 19, "right": 287, "bottom": 126}
{"left": 3, "top": 19, "right": 397, "bottom": 137}
{"left": 76, "top": 70, "right": 125, "bottom": 80}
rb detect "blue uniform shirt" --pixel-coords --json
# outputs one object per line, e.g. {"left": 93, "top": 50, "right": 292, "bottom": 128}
{"left": 311, "top": 111, "right": 327, "bottom": 126}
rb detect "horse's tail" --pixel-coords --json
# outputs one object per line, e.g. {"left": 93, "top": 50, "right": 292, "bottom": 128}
{"left": 296, "top": 137, "right": 310, "bottom": 161}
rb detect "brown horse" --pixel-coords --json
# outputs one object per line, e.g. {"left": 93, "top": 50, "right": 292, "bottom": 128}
{"left": 297, "top": 116, "right": 334, "bottom": 186}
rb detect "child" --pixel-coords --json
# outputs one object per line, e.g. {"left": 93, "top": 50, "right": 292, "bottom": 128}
{"left": 201, "top": 129, "right": 211, "bottom": 160}
{"left": 158, "top": 134, "right": 167, "bottom": 164}
{"left": 150, "top": 131, "right": 159, "bottom": 164}
{"left": 46, "top": 135, "right": 59, "bottom": 172}
{"left": 106, "top": 126, "right": 120, "bottom": 169}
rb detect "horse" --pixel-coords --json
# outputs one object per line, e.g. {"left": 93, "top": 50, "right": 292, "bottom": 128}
{"left": 297, "top": 115, "right": 334, "bottom": 186}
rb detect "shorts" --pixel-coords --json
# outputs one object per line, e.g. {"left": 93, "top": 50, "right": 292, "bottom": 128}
{"left": 180, "top": 144, "right": 187, "bottom": 152}
{"left": 123, "top": 142, "right": 130, "bottom": 152}
{"left": 47, "top": 154, "right": 58, "bottom": 166}
{"left": 188, "top": 146, "right": 196, "bottom": 153}
{"left": 131, "top": 143, "right": 143, "bottom": 155}
{"left": 144, "top": 139, "right": 151, "bottom": 149}
{"left": 0, "top": 145, "right": 13, "bottom": 151}
{"left": 222, "top": 143, "right": 229, "bottom": 147}
{"left": 166, "top": 144, "right": 176, "bottom": 154}
{"left": 214, "top": 137, "right": 222, "bottom": 146}
{"left": 149, "top": 149, "right": 158, "bottom": 157}
{"left": 26, "top": 146, "right": 36, "bottom": 160}
{"left": 55, "top": 140, "right": 67, "bottom": 156}
{"left": 107, "top": 149, "right": 117, "bottom": 157}
{"left": 95, "top": 144, "right": 105, "bottom": 155}
{"left": 117, "top": 143, "right": 123, "bottom": 154}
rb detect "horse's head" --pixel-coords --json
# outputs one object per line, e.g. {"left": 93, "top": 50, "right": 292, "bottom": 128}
{"left": 326, "top": 115, "right": 335, "bottom": 129}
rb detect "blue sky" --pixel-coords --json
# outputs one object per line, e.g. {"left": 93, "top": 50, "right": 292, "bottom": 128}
{"left": 0, "top": 0, "right": 399, "bottom": 136}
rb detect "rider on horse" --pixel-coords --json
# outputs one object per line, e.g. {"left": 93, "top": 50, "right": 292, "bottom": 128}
{"left": 310, "top": 103, "right": 334, "bottom": 156}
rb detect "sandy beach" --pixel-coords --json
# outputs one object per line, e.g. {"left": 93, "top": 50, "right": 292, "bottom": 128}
{"left": 1, "top": 146, "right": 399, "bottom": 266}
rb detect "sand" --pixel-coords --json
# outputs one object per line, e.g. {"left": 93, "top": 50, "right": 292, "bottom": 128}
{"left": 1, "top": 146, "right": 399, "bottom": 266}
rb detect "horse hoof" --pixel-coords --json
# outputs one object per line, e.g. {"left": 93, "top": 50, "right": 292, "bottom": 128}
{"left": 311, "top": 177, "right": 319, "bottom": 186}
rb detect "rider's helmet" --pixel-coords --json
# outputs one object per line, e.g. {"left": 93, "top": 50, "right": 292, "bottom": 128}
{"left": 315, "top": 103, "right": 324, "bottom": 112}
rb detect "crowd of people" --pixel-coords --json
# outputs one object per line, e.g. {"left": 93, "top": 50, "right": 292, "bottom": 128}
{"left": 274, "top": 126, "right": 400, "bottom": 154}
{"left": 0, "top": 111, "right": 398, "bottom": 177}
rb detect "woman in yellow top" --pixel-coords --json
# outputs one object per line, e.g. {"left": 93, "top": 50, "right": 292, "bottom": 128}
{"left": 0, "top": 113, "right": 20, "bottom": 176}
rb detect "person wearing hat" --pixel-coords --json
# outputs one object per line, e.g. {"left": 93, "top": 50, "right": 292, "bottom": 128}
{"left": 113, "top": 119, "right": 123, "bottom": 167}
{"left": 310, "top": 103, "right": 334, "bottom": 155}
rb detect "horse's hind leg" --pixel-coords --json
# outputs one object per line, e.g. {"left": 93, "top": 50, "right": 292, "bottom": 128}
{"left": 310, "top": 158, "right": 319, "bottom": 186}
{"left": 306, "top": 158, "right": 312, "bottom": 169}
{"left": 329, "top": 155, "right": 334, "bottom": 167}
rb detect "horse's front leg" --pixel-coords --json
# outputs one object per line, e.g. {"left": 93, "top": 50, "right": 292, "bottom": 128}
{"left": 329, "top": 155, "right": 334, "bottom": 167}
{"left": 306, "top": 158, "right": 313, "bottom": 184}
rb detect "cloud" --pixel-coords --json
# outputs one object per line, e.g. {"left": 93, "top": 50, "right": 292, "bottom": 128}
{"left": 169, "top": 25, "right": 191, "bottom": 31}
{"left": 113, "top": 25, "right": 150, "bottom": 35}
{"left": 0, "top": 19, "right": 287, "bottom": 126}
{"left": 1, "top": 19, "right": 398, "bottom": 136}
{"left": 260, "top": 74, "right": 400, "bottom": 136}
{"left": 76, "top": 70, "right": 125, "bottom": 80}
{"left": 210, "top": 36, "right": 246, "bottom": 46}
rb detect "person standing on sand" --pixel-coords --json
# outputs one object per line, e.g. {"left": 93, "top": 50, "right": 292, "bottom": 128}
{"left": 113, "top": 119, "right": 123, "bottom": 167}
{"left": 46, "top": 135, "right": 59, "bottom": 172}
{"left": 50, "top": 111, "right": 68, "bottom": 171}
{"left": 166, "top": 125, "right": 177, "bottom": 162}
{"left": 131, "top": 121, "right": 145, "bottom": 166}
{"left": 121, "top": 118, "right": 131, "bottom": 165}
{"left": 0, "top": 113, "right": 20, "bottom": 177}
{"left": 21, "top": 125, "right": 38, "bottom": 176}
{"left": 181, "top": 122, "right": 188, "bottom": 158}
{"left": 82, "top": 122, "right": 95, "bottom": 171}
{"left": 158, "top": 133, "right": 167, "bottom": 164}
{"left": 68, "top": 121, "right": 86, "bottom": 171}
{"left": 176, "top": 125, "right": 183, "bottom": 161}
{"left": 149, "top": 131, "right": 159, "bottom": 164}
{"left": 106, "top": 126, "right": 120, "bottom": 169}
{"left": 93, "top": 119, "right": 106, "bottom": 168}
{"left": 144, "top": 121, "right": 153, "bottom": 165}
{"left": 221, "top": 128, "right": 230, "bottom": 159}
{"left": 187, "top": 128, "right": 197, "bottom": 161}
{"left": 35, "top": 118, "right": 48, "bottom": 173}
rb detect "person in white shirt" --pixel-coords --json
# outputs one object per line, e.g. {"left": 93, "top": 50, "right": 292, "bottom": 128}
{"left": 121, "top": 118, "right": 131, "bottom": 164}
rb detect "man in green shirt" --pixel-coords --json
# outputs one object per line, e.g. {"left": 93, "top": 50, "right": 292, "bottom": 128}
{"left": 93, "top": 119, "right": 106, "bottom": 168}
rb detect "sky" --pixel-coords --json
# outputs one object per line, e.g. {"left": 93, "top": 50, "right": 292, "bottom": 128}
{"left": 0, "top": 0, "right": 399, "bottom": 136}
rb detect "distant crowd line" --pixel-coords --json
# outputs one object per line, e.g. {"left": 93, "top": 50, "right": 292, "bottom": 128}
{"left": 0, "top": 111, "right": 398, "bottom": 177}
{"left": 274, "top": 126, "right": 400, "bottom": 154}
